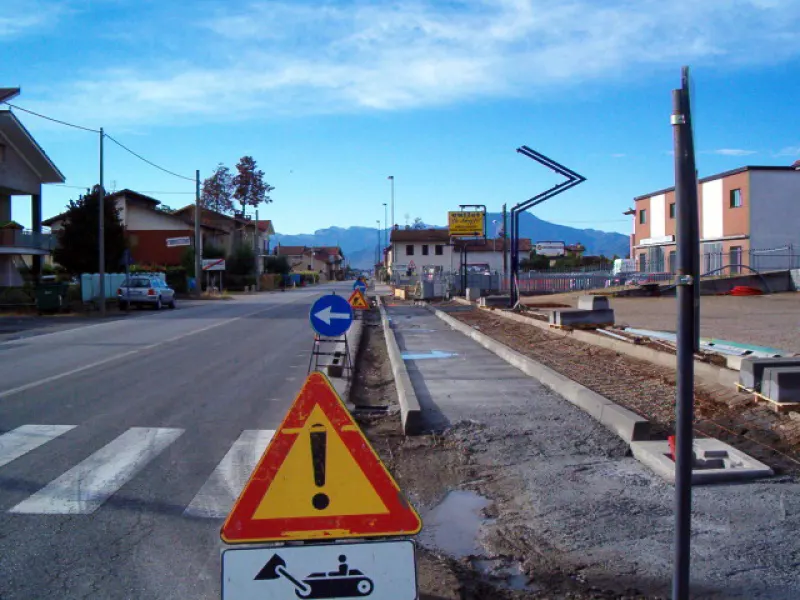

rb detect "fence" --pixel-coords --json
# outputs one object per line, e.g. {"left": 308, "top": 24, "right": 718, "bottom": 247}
{"left": 80, "top": 272, "right": 165, "bottom": 303}
{"left": 635, "top": 245, "right": 800, "bottom": 277}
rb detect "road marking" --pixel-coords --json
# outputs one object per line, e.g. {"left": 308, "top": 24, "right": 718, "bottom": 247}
{"left": 0, "top": 425, "right": 76, "bottom": 469}
{"left": 0, "top": 295, "right": 314, "bottom": 400}
{"left": 184, "top": 429, "right": 275, "bottom": 519}
{"left": 9, "top": 427, "right": 183, "bottom": 515}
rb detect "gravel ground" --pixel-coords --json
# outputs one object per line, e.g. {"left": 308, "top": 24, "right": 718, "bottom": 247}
{"left": 524, "top": 292, "right": 800, "bottom": 354}
{"left": 447, "top": 307, "right": 800, "bottom": 476}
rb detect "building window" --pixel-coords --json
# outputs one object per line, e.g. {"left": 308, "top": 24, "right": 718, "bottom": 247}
{"left": 669, "top": 203, "right": 676, "bottom": 219}
{"left": 730, "top": 188, "right": 742, "bottom": 208}
{"left": 406, "top": 245, "right": 414, "bottom": 256}
{"left": 435, "top": 245, "right": 444, "bottom": 256}
{"left": 638, "top": 252, "right": 647, "bottom": 272}
{"left": 730, "top": 246, "right": 743, "bottom": 275}
{"left": 422, "top": 244, "right": 429, "bottom": 256}
{"left": 639, "top": 208, "right": 647, "bottom": 224}
{"left": 669, "top": 250, "right": 677, "bottom": 273}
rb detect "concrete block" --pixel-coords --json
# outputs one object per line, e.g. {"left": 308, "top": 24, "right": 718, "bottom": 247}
{"left": 599, "top": 403, "right": 651, "bottom": 442}
{"left": 577, "top": 295, "right": 610, "bottom": 311}
{"left": 549, "top": 308, "right": 615, "bottom": 328}
{"left": 478, "top": 295, "right": 510, "bottom": 308}
{"left": 465, "top": 287, "right": 481, "bottom": 302}
{"left": 761, "top": 366, "right": 800, "bottom": 403}
{"left": 631, "top": 439, "right": 773, "bottom": 484}
{"left": 739, "top": 357, "right": 800, "bottom": 391}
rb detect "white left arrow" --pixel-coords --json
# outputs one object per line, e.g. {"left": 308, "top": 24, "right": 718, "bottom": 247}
{"left": 314, "top": 306, "right": 351, "bottom": 326}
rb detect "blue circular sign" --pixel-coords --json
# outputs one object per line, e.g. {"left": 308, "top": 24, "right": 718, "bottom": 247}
{"left": 309, "top": 294, "right": 354, "bottom": 337}
{"left": 353, "top": 280, "right": 367, "bottom": 293}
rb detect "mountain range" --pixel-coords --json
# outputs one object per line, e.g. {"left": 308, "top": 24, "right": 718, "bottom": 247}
{"left": 273, "top": 212, "right": 630, "bottom": 269}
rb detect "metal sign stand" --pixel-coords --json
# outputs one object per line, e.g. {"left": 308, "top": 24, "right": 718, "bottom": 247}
{"left": 509, "top": 146, "right": 586, "bottom": 307}
{"left": 450, "top": 205, "right": 487, "bottom": 296}
{"left": 307, "top": 334, "right": 353, "bottom": 379}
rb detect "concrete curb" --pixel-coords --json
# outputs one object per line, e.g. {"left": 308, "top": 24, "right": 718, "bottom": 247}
{"left": 429, "top": 306, "right": 650, "bottom": 443}
{"left": 463, "top": 300, "right": 739, "bottom": 389}
{"left": 377, "top": 296, "right": 423, "bottom": 435}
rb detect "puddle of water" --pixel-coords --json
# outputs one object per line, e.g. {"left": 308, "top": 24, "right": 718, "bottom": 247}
{"left": 401, "top": 350, "right": 457, "bottom": 360}
{"left": 418, "top": 490, "right": 489, "bottom": 557}
{"left": 473, "top": 559, "right": 541, "bottom": 592}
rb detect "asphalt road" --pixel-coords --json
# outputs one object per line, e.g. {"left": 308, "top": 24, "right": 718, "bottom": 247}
{"left": 0, "top": 282, "right": 351, "bottom": 599}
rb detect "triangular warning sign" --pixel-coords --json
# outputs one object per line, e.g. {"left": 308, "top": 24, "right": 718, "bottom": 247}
{"left": 221, "top": 372, "right": 422, "bottom": 544}
{"left": 348, "top": 289, "right": 369, "bottom": 310}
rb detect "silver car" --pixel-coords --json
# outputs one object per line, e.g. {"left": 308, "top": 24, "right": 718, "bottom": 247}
{"left": 117, "top": 276, "right": 176, "bottom": 310}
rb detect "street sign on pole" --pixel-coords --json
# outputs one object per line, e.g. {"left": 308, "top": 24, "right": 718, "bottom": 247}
{"left": 309, "top": 294, "right": 353, "bottom": 338}
{"left": 222, "top": 540, "right": 417, "bottom": 600}
{"left": 220, "top": 372, "right": 422, "bottom": 544}
{"left": 448, "top": 211, "right": 484, "bottom": 238}
{"left": 353, "top": 279, "right": 367, "bottom": 293}
{"left": 166, "top": 236, "right": 191, "bottom": 247}
{"left": 202, "top": 258, "right": 226, "bottom": 271}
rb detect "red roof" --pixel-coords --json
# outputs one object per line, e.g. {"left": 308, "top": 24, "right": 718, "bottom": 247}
{"left": 275, "top": 246, "right": 307, "bottom": 256}
{"left": 255, "top": 219, "right": 274, "bottom": 233}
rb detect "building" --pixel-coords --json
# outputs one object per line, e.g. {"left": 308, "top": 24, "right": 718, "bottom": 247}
{"left": 273, "top": 244, "right": 345, "bottom": 281}
{"left": 44, "top": 190, "right": 224, "bottom": 267}
{"left": 631, "top": 164, "right": 800, "bottom": 273}
{"left": 387, "top": 227, "right": 530, "bottom": 275}
{"left": 0, "top": 89, "right": 65, "bottom": 285}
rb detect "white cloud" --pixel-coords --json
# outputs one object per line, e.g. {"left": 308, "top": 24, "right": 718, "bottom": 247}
{"left": 710, "top": 148, "right": 758, "bottom": 156}
{"left": 775, "top": 146, "right": 800, "bottom": 156}
{"left": 22, "top": 0, "right": 800, "bottom": 125}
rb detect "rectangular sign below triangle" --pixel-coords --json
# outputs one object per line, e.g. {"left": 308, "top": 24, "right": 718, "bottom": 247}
{"left": 221, "top": 372, "right": 422, "bottom": 544}
{"left": 348, "top": 289, "right": 369, "bottom": 310}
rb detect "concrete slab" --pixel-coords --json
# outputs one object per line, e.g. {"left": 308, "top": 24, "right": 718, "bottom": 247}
{"left": 577, "top": 295, "right": 610, "bottom": 311}
{"left": 739, "top": 356, "right": 800, "bottom": 391}
{"left": 631, "top": 439, "right": 774, "bottom": 484}
{"left": 549, "top": 308, "right": 615, "bottom": 328}
{"left": 761, "top": 366, "right": 800, "bottom": 404}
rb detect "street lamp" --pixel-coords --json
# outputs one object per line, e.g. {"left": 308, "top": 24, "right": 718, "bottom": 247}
{"left": 382, "top": 202, "right": 388, "bottom": 249}
{"left": 376, "top": 219, "right": 382, "bottom": 274}
{"left": 387, "top": 176, "right": 394, "bottom": 229}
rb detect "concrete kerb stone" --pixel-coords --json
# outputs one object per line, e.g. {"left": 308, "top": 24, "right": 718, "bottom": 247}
{"left": 376, "top": 296, "right": 423, "bottom": 435}
{"left": 429, "top": 306, "right": 651, "bottom": 444}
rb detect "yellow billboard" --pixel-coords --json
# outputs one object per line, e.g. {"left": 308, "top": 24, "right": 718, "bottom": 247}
{"left": 448, "top": 211, "right": 484, "bottom": 237}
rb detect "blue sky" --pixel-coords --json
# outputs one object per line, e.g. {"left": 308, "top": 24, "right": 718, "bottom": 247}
{"left": 3, "top": 0, "right": 800, "bottom": 235}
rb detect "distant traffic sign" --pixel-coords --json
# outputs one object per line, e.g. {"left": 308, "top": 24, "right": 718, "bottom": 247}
{"left": 222, "top": 540, "right": 417, "bottom": 600}
{"left": 309, "top": 294, "right": 353, "bottom": 337}
{"left": 220, "top": 372, "right": 422, "bottom": 543}
{"left": 202, "top": 258, "right": 226, "bottom": 271}
{"left": 348, "top": 289, "right": 369, "bottom": 310}
{"left": 166, "top": 236, "right": 191, "bottom": 248}
{"left": 353, "top": 279, "right": 367, "bottom": 293}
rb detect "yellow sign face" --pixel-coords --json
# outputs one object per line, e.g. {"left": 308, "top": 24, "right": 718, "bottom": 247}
{"left": 448, "top": 211, "right": 484, "bottom": 237}
{"left": 220, "top": 372, "right": 422, "bottom": 543}
{"left": 348, "top": 289, "right": 369, "bottom": 310}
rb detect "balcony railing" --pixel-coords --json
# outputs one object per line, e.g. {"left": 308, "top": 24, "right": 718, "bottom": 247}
{"left": 0, "top": 228, "right": 56, "bottom": 252}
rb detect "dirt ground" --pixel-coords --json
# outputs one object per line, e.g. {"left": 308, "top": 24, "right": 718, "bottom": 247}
{"left": 351, "top": 307, "right": 661, "bottom": 599}
{"left": 523, "top": 291, "right": 800, "bottom": 354}
{"left": 446, "top": 307, "right": 800, "bottom": 476}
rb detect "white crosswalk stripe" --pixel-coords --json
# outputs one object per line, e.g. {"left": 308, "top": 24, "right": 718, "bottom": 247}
{"left": 0, "top": 424, "right": 76, "bottom": 469}
{"left": 10, "top": 427, "right": 184, "bottom": 515}
{"left": 183, "top": 429, "right": 274, "bottom": 519}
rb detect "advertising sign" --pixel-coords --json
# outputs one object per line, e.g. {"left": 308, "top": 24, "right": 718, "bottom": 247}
{"left": 534, "top": 241, "right": 566, "bottom": 257}
{"left": 448, "top": 211, "right": 484, "bottom": 238}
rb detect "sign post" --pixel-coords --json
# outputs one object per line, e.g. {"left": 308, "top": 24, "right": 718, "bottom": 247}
{"left": 220, "top": 372, "right": 422, "bottom": 599}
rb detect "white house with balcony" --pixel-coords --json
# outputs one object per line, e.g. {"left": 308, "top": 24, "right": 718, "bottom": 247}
{"left": 0, "top": 88, "right": 65, "bottom": 286}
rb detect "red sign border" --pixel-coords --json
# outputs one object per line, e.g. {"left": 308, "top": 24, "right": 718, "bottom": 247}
{"left": 220, "top": 372, "right": 422, "bottom": 543}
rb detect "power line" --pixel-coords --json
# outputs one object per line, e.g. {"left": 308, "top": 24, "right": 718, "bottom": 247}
{"left": 2, "top": 102, "right": 100, "bottom": 133}
{"left": 103, "top": 133, "right": 195, "bottom": 182}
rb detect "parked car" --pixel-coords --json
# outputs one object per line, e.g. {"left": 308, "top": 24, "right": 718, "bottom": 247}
{"left": 117, "top": 276, "right": 176, "bottom": 310}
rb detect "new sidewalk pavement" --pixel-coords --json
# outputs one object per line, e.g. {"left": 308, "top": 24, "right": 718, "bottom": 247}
{"left": 382, "top": 301, "right": 800, "bottom": 598}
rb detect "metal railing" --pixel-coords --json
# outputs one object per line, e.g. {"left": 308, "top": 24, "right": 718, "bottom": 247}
{"left": 0, "top": 229, "right": 56, "bottom": 252}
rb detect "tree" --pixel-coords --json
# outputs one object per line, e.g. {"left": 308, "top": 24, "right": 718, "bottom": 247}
{"left": 232, "top": 156, "right": 274, "bottom": 212}
{"left": 53, "top": 186, "right": 127, "bottom": 275}
{"left": 412, "top": 217, "right": 426, "bottom": 230}
{"left": 263, "top": 255, "right": 290, "bottom": 275}
{"left": 201, "top": 164, "right": 235, "bottom": 214}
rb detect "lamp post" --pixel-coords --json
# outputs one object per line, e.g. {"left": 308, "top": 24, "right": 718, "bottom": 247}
{"left": 387, "top": 175, "right": 394, "bottom": 229}
{"left": 376, "top": 219, "right": 382, "bottom": 275}
{"left": 382, "top": 202, "right": 388, "bottom": 250}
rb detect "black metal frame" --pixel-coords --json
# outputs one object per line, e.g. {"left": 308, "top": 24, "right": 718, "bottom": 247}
{"left": 509, "top": 146, "right": 586, "bottom": 306}
{"left": 308, "top": 334, "right": 353, "bottom": 379}
{"left": 451, "top": 204, "right": 487, "bottom": 295}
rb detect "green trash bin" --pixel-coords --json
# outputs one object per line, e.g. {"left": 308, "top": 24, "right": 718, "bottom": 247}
{"left": 36, "top": 282, "right": 68, "bottom": 313}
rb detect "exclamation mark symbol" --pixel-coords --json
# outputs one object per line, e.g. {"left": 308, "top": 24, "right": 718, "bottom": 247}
{"left": 310, "top": 424, "right": 329, "bottom": 511}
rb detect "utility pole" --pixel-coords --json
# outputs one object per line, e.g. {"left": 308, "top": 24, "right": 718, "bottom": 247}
{"left": 671, "top": 66, "right": 700, "bottom": 600}
{"left": 98, "top": 128, "right": 105, "bottom": 317}
{"left": 194, "top": 170, "right": 202, "bottom": 296}
{"left": 388, "top": 176, "right": 395, "bottom": 229}
{"left": 254, "top": 207, "right": 260, "bottom": 291}
{"left": 383, "top": 202, "right": 388, "bottom": 250}
{"left": 502, "top": 203, "right": 508, "bottom": 291}
{"left": 376, "top": 220, "right": 381, "bottom": 275}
